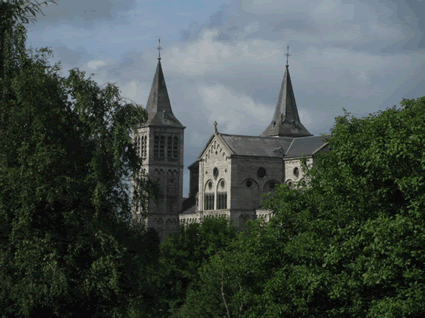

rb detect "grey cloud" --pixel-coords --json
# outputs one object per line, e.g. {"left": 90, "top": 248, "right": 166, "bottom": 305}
{"left": 107, "top": 50, "right": 148, "bottom": 81}
{"left": 270, "top": 19, "right": 319, "bottom": 34}
{"left": 178, "top": 0, "right": 423, "bottom": 54}
{"left": 28, "top": 0, "right": 138, "bottom": 29}
{"left": 208, "top": 10, "right": 226, "bottom": 27}
{"left": 53, "top": 43, "right": 87, "bottom": 66}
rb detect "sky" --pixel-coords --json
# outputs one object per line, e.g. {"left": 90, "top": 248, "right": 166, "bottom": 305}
{"left": 25, "top": 0, "right": 424, "bottom": 198}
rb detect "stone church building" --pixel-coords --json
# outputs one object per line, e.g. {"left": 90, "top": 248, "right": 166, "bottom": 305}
{"left": 132, "top": 52, "right": 330, "bottom": 240}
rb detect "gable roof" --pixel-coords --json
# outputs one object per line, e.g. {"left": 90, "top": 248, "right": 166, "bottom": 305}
{"left": 197, "top": 133, "right": 330, "bottom": 160}
{"left": 284, "top": 135, "right": 330, "bottom": 158}
{"left": 220, "top": 134, "right": 294, "bottom": 157}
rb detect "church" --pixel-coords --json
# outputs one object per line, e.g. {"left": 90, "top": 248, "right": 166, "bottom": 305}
{"left": 132, "top": 48, "right": 330, "bottom": 240}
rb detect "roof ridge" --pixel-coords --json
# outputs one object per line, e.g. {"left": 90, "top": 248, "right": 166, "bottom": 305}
{"left": 221, "top": 133, "right": 294, "bottom": 139}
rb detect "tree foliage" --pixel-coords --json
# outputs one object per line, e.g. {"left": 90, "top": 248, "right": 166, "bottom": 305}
{"left": 152, "top": 216, "right": 238, "bottom": 317}
{"left": 178, "top": 97, "right": 425, "bottom": 317}
{"left": 0, "top": 2, "right": 161, "bottom": 316}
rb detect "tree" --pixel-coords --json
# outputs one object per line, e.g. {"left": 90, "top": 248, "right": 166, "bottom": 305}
{"left": 0, "top": 3, "right": 161, "bottom": 316}
{"left": 151, "top": 216, "right": 238, "bottom": 317}
{"left": 0, "top": 0, "right": 57, "bottom": 83}
{"left": 177, "top": 97, "right": 425, "bottom": 317}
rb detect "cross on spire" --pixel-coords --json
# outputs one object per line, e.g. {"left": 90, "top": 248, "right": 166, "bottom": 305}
{"left": 157, "top": 38, "right": 162, "bottom": 60}
{"left": 285, "top": 45, "right": 291, "bottom": 67}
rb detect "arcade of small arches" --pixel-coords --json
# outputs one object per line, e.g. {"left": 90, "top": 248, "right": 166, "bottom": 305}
{"left": 204, "top": 141, "right": 228, "bottom": 164}
{"left": 180, "top": 213, "right": 228, "bottom": 227}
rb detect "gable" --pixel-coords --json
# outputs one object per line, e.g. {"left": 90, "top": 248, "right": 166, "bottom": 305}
{"left": 198, "top": 134, "right": 234, "bottom": 160}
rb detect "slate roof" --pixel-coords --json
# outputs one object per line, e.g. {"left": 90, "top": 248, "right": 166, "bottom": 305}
{"left": 144, "top": 59, "right": 184, "bottom": 127}
{"left": 284, "top": 135, "right": 330, "bottom": 158}
{"left": 215, "top": 133, "right": 330, "bottom": 158}
{"left": 188, "top": 160, "right": 199, "bottom": 170}
{"left": 220, "top": 134, "right": 294, "bottom": 157}
{"left": 180, "top": 204, "right": 196, "bottom": 215}
{"left": 261, "top": 65, "right": 312, "bottom": 138}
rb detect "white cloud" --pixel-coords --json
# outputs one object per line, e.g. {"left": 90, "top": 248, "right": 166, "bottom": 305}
{"left": 87, "top": 60, "right": 107, "bottom": 70}
{"left": 197, "top": 83, "right": 271, "bottom": 135}
{"left": 120, "top": 81, "right": 149, "bottom": 105}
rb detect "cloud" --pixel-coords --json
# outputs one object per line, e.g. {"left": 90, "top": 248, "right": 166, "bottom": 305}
{"left": 87, "top": 60, "right": 107, "bottom": 70}
{"left": 197, "top": 83, "right": 271, "bottom": 135}
{"left": 30, "top": 0, "right": 138, "bottom": 29}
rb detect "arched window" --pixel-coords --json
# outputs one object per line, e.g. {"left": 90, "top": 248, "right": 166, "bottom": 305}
{"left": 154, "top": 136, "right": 159, "bottom": 158}
{"left": 135, "top": 136, "right": 140, "bottom": 156}
{"left": 167, "top": 136, "right": 172, "bottom": 159}
{"left": 160, "top": 136, "right": 165, "bottom": 158}
{"left": 217, "top": 192, "right": 227, "bottom": 209}
{"left": 173, "top": 136, "right": 179, "bottom": 159}
{"left": 204, "top": 180, "right": 214, "bottom": 210}
{"left": 141, "top": 135, "right": 147, "bottom": 158}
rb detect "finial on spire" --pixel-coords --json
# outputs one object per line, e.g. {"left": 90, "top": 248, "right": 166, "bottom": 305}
{"left": 214, "top": 121, "right": 218, "bottom": 134}
{"left": 157, "top": 38, "right": 162, "bottom": 60}
{"left": 285, "top": 45, "right": 291, "bottom": 67}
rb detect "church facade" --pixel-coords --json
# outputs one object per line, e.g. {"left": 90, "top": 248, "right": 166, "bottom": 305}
{"left": 133, "top": 54, "right": 329, "bottom": 240}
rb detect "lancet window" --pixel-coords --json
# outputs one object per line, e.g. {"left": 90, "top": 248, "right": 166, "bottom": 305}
{"left": 204, "top": 193, "right": 214, "bottom": 210}
{"left": 173, "top": 136, "right": 179, "bottom": 159}
{"left": 154, "top": 136, "right": 159, "bottom": 158}
{"left": 167, "top": 136, "right": 172, "bottom": 158}
{"left": 141, "top": 135, "right": 147, "bottom": 158}
{"left": 217, "top": 192, "right": 227, "bottom": 209}
{"left": 160, "top": 136, "right": 165, "bottom": 158}
{"left": 135, "top": 136, "right": 140, "bottom": 156}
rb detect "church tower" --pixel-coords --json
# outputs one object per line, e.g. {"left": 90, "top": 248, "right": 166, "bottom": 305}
{"left": 134, "top": 40, "right": 185, "bottom": 240}
{"left": 261, "top": 46, "right": 312, "bottom": 138}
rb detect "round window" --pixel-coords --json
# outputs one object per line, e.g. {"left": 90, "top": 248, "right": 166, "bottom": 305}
{"left": 246, "top": 180, "right": 253, "bottom": 188}
{"left": 269, "top": 182, "right": 275, "bottom": 189}
{"left": 257, "top": 167, "right": 266, "bottom": 178}
{"left": 221, "top": 180, "right": 225, "bottom": 188}
{"left": 169, "top": 179, "right": 174, "bottom": 184}
{"left": 213, "top": 167, "right": 219, "bottom": 180}
{"left": 293, "top": 167, "right": 299, "bottom": 178}
{"left": 208, "top": 182, "right": 212, "bottom": 189}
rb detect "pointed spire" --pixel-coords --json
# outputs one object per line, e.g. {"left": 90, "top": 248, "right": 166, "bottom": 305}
{"left": 261, "top": 46, "right": 312, "bottom": 138}
{"left": 145, "top": 40, "right": 183, "bottom": 127}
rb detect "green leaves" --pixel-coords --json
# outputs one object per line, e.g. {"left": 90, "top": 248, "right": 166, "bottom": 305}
{"left": 175, "top": 96, "right": 425, "bottom": 317}
{"left": 0, "top": 6, "right": 159, "bottom": 316}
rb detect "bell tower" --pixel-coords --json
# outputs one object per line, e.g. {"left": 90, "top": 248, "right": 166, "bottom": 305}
{"left": 133, "top": 40, "right": 185, "bottom": 240}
